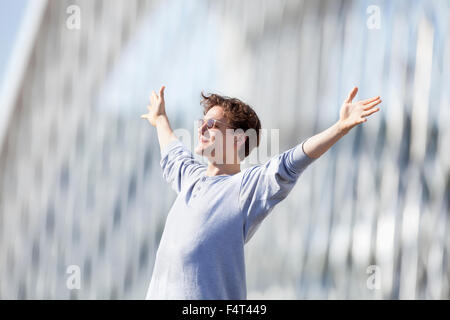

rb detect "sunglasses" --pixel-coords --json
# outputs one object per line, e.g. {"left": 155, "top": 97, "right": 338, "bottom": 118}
{"left": 197, "top": 118, "right": 233, "bottom": 130}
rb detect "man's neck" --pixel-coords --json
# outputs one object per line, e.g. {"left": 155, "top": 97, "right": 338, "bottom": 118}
{"left": 205, "top": 162, "right": 241, "bottom": 177}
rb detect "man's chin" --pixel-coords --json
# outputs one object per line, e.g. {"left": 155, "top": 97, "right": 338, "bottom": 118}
{"left": 194, "top": 146, "right": 202, "bottom": 156}
{"left": 194, "top": 145, "right": 206, "bottom": 156}
{"left": 195, "top": 144, "right": 213, "bottom": 157}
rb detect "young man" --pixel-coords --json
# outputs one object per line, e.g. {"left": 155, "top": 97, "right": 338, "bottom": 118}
{"left": 141, "top": 85, "right": 381, "bottom": 299}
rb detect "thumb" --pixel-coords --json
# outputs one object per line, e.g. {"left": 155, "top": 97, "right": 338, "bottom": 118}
{"left": 345, "top": 86, "right": 358, "bottom": 103}
{"left": 159, "top": 85, "right": 165, "bottom": 100}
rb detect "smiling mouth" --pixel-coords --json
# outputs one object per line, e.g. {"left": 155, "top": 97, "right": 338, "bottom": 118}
{"left": 200, "top": 136, "right": 210, "bottom": 143}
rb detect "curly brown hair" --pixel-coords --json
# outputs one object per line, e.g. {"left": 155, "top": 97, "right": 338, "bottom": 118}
{"left": 200, "top": 92, "right": 261, "bottom": 159}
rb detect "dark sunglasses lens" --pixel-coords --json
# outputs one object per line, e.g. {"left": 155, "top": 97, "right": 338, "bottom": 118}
{"left": 207, "top": 119, "right": 215, "bottom": 129}
{"left": 198, "top": 119, "right": 217, "bottom": 129}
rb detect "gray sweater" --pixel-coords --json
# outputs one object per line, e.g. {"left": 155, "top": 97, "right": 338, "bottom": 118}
{"left": 146, "top": 138, "right": 316, "bottom": 299}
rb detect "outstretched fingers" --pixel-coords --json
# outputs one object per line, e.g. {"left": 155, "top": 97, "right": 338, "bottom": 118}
{"left": 361, "top": 106, "right": 380, "bottom": 117}
{"left": 358, "top": 118, "right": 368, "bottom": 124}
{"left": 150, "top": 91, "right": 157, "bottom": 105}
{"left": 360, "top": 96, "right": 380, "bottom": 105}
{"left": 363, "top": 98, "right": 382, "bottom": 110}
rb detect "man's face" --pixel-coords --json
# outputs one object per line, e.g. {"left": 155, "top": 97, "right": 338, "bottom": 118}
{"left": 194, "top": 106, "right": 237, "bottom": 164}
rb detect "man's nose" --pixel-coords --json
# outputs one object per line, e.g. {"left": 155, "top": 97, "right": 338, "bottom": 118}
{"left": 199, "top": 123, "right": 207, "bottom": 135}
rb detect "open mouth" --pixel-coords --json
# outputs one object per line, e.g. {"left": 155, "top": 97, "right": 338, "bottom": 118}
{"left": 200, "top": 136, "right": 210, "bottom": 143}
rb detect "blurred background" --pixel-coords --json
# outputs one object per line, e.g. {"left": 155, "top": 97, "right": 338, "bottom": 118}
{"left": 0, "top": 0, "right": 449, "bottom": 299}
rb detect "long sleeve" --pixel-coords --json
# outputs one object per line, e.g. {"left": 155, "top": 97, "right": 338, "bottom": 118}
{"left": 160, "top": 139, "right": 206, "bottom": 193}
{"left": 239, "top": 138, "right": 316, "bottom": 243}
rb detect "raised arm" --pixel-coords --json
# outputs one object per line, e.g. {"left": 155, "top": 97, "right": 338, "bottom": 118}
{"left": 141, "top": 85, "right": 206, "bottom": 193}
{"left": 141, "top": 85, "right": 178, "bottom": 153}
{"left": 303, "top": 86, "right": 381, "bottom": 159}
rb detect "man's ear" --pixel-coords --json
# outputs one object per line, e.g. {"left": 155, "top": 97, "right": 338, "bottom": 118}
{"left": 236, "top": 135, "right": 247, "bottom": 161}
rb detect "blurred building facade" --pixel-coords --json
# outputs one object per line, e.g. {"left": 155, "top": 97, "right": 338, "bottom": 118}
{"left": 0, "top": 0, "right": 448, "bottom": 299}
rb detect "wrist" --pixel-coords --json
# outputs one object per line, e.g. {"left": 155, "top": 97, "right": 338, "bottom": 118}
{"left": 335, "top": 120, "right": 348, "bottom": 136}
{"left": 155, "top": 114, "right": 168, "bottom": 126}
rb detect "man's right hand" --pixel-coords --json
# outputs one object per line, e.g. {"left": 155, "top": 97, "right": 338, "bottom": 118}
{"left": 141, "top": 85, "right": 166, "bottom": 127}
